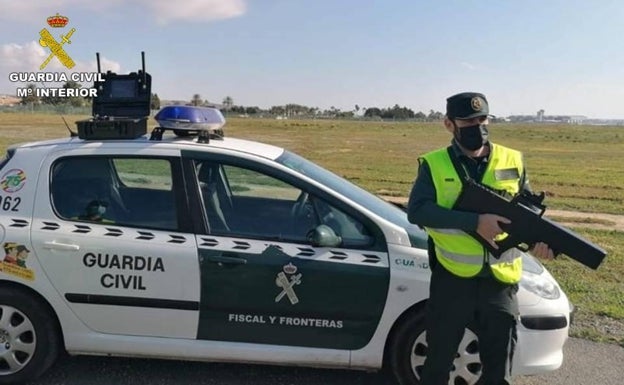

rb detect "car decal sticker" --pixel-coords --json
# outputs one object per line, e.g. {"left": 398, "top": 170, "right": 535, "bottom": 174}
{"left": 136, "top": 231, "right": 155, "bottom": 240}
{"left": 41, "top": 221, "right": 61, "bottom": 230}
{"left": 0, "top": 195, "right": 22, "bottom": 212}
{"left": 0, "top": 169, "right": 26, "bottom": 193}
{"left": 168, "top": 234, "right": 187, "bottom": 244}
{"left": 72, "top": 224, "right": 91, "bottom": 234}
{"left": 9, "top": 219, "right": 29, "bottom": 228}
{"left": 35, "top": 220, "right": 191, "bottom": 245}
{"left": 328, "top": 250, "right": 347, "bottom": 260}
{"left": 200, "top": 238, "right": 219, "bottom": 247}
{"left": 275, "top": 263, "right": 302, "bottom": 305}
{"left": 393, "top": 257, "right": 429, "bottom": 270}
{"left": 296, "top": 247, "right": 315, "bottom": 256}
{"left": 362, "top": 254, "right": 382, "bottom": 263}
{"left": 196, "top": 239, "right": 389, "bottom": 348}
{"left": 227, "top": 313, "right": 344, "bottom": 329}
{"left": 1, "top": 242, "right": 35, "bottom": 281}
{"left": 104, "top": 228, "right": 123, "bottom": 237}
{"left": 232, "top": 240, "right": 251, "bottom": 250}
{"left": 82, "top": 252, "right": 166, "bottom": 291}
{"left": 198, "top": 236, "right": 387, "bottom": 268}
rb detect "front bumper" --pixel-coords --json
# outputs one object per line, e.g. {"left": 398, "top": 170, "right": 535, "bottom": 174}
{"left": 513, "top": 295, "right": 571, "bottom": 376}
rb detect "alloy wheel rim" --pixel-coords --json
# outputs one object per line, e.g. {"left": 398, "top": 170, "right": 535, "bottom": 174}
{"left": 0, "top": 304, "right": 36, "bottom": 376}
{"left": 410, "top": 328, "right": 482, "bottom": 385}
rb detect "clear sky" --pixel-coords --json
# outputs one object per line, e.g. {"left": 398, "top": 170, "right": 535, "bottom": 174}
{"left": 2, "top": 0, "right": 624, "bottom": 118}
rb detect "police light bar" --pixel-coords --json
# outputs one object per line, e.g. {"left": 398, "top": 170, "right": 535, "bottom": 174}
{"left": 154, "top": 106, "right": 226, "bottom": 131}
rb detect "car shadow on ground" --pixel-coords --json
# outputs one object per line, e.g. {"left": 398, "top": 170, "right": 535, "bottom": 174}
{"left": 27, "top": 354, "right": 397, "bottom": 385}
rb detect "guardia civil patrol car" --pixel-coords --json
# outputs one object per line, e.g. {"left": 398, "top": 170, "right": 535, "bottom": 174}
{"left": 0, "top": 106, "right": 571, "bottom": 385}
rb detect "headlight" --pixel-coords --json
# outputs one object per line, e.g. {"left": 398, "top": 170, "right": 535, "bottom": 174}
{"left": 521, "top": 252, "right": 544, "bottom": 274}
{"left": 520, "top": 270, "right": 560, "bottom": 299}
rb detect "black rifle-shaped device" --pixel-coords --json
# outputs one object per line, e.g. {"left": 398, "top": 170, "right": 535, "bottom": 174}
{"left": 454, "top": 179, "right": 606, "bottom": 269}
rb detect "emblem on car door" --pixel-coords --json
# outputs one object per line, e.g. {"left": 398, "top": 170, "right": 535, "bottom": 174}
{"left": 275, "top": 263, "right": 302, "bottom": 305}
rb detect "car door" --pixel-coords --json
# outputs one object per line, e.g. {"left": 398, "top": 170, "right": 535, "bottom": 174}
{"left": 184, "top": 153, "right": 390, "bottom": 350}
{"left": 31, "top": 150, "right": 201, "bottom": 339}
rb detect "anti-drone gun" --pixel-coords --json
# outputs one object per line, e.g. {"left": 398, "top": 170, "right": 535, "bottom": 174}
{"left": 454, "top": 178, "right": 606, "bottom": 269}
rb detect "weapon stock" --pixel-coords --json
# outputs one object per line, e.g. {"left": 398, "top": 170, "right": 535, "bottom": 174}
{"left": 454, "top": 179, "right": 607, "bottom": 269}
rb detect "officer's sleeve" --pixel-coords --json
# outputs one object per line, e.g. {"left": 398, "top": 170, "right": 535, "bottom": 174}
{"left": 407, "top": 160, "right": 479, "bottom": 231}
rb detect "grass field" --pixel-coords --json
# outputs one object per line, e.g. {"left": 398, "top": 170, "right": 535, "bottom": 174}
{"left": 1, "top": 112, "right": 623, "bottom": 345}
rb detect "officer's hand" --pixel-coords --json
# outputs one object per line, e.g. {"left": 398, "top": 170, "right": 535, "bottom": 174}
{"left": 530, "top": 242, "right": 555, "bottom": 261}
{"left": 476, "top": 214, "right": 511, "bottom": 250}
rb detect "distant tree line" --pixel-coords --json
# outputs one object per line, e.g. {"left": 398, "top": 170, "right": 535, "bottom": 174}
{"left": 19, "top": 84, "right": 444, "bottom": 121}
{"left": 182, "top": 95, "right": 445, "bottom": 121}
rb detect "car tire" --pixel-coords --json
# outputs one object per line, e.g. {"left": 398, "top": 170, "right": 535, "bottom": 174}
{"left": 0, "top": 288, "right": 61, "bottom": 384}
{"left": 389, "top": 310, "right": 483, "bottom": 385}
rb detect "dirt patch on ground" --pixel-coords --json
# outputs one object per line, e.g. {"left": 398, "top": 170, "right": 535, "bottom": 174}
{"left": 545, "top": 210, "right": 624, "bottom": 232}
{"left": 380, "top": 196, "right": 624, "bottom": 232}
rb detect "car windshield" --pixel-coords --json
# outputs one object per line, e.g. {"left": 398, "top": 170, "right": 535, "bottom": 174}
{"left": 277, "top": 151, "right": 427, "bottom": 245}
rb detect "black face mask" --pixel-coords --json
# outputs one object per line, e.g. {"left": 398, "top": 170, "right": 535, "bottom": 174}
{"left": 454, "top": 123, "right": 488, "bottom": 151}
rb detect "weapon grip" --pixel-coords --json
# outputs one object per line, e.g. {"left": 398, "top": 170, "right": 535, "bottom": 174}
{"left": 495, "top": 222, "right": 534, "bottom": 253}
{"left": 469, "top": 231, "right": 504, "bottom": 258}
{"left": 495, "top": 234, "right": 531, "bottom": 254}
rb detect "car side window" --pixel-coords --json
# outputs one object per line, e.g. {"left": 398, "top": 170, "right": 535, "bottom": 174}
{"left": 51, "top": 156, "right": 179, "bottom": 230}
{"left": 195, "top": 161, "right": 373, "bottom": 247}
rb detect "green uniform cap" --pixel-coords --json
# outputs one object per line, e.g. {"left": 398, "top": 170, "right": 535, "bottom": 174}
{"left": 446, "top": 92, "right": 489, "bottom": 119}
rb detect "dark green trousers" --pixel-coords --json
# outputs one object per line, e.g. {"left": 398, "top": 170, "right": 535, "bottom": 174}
{"left": 420, "top": 264, "right": 518, "bottom": 385}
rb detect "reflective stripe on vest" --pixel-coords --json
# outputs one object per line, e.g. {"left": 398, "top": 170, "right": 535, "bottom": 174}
{"left": 422, "top": 143, "right": 524, "bottom": 283}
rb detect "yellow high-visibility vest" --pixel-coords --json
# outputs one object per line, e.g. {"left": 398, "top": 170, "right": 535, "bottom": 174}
{"left": 422, "top": 143, "right": 524, "bottom": 283}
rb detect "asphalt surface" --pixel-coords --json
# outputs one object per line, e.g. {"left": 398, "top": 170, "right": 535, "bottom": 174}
{"left": 25, "top": 338, "right": 624, "bottom": 385}
{"left": 514, "top": 338, "right": 624, "bottom": 385}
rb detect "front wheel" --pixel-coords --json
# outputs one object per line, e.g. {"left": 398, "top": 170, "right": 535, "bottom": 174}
{"left": 389, "top": 311, "right": 482, "bottom": 385}
{"left": 0, "top": 288, "right": 61, "bottom": 384}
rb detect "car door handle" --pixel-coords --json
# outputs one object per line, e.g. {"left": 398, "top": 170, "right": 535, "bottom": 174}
{"left": 43, "top": 241, "right": 80, "bottom": 251}
{"left": 204, "top": 254, "right": 247, "bottom": 265}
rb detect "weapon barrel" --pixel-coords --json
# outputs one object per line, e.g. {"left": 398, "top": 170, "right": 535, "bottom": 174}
{"left": 454, "top": 179, "right": 607, "bottom": 269}
{"left": 538, "top": 216, "right": 606, "bottom": 269}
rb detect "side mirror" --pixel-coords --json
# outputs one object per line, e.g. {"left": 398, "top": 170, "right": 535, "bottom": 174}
{"left": 307, "top": 225, "right": 342, "bottom": 247}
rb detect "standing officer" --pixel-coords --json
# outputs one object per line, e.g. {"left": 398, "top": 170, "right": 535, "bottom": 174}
{"left": 407, "top": 92, "right": 554, "bottom": 385}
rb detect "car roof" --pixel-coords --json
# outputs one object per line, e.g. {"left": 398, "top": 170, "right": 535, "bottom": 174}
{"left": 13, "top": 134, "right": 286, "bottom": 161}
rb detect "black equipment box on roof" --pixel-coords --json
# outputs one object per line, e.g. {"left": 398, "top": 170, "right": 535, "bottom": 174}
{"left": 76, "top": 52, "right": 151, "bottom": 140}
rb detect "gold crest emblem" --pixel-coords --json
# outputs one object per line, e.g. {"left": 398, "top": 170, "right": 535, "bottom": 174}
{"left": 471, "top": 97, "right": 483, "bottom": 111}
{"left": 39, "top": 13, "right": 76, "bottom": 70}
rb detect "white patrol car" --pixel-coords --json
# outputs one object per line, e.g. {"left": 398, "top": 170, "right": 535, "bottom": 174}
{"left": 0, "top": 106, "right": 571, "bottom": 385}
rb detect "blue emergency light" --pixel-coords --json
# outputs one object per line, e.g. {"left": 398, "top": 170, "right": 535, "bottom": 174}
{"left": 155, "top": 106, "right": 226, "bottom": 131}
{"left": 152, "top": 105, "right": 226, "bottom": 142}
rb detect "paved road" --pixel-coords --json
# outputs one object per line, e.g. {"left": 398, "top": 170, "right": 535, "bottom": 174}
{"left": 514, "top": 338, "right": 624, "bottom": 385}
{"left": 26, "top": 338, "right": 624, "bottom": 385}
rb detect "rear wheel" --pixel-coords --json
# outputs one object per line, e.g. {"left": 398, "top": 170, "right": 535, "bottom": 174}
{"left": 0, "top": 288, "right": 60, "bottom": 384}
{"left": 389, "top": 311, "right": 482, "bottom": 385}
